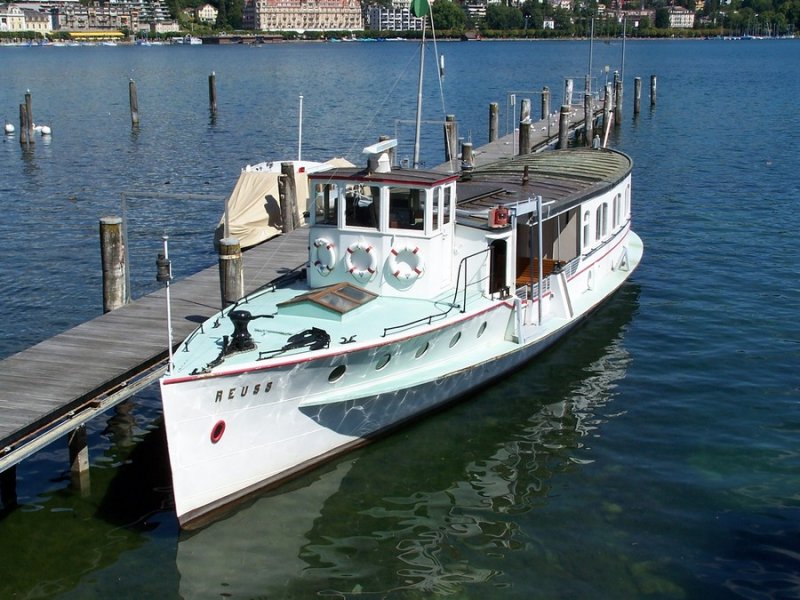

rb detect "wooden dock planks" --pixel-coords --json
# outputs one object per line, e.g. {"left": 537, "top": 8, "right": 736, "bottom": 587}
{"left": 0, "top": 227, "right": 309, "bottom": 453}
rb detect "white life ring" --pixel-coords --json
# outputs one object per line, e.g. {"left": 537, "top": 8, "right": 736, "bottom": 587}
{"left": 312, "top": 238, "right": 336, "bottom": 275}
{"left": 388, "top": 245, "right": 425, "bottom": 280}
{"left": 345, "top": 241, "right": 378, "bottom": 280}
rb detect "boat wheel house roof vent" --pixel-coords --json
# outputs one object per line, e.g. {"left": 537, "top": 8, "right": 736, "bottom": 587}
{"left": 363, "top": 138, "right": 397, "bottom": 174}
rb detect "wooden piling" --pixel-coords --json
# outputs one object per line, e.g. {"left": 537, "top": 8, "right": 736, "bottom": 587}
{"left": 558, "top": 105, "right": 570, "bottom": 150}
{"left": 99, "top": 216, "right": 128, "bottom": 313}
{"left": 634, "top": 77, "right": 642, "bottom": 115}
{"left": 278, "top": 162, "right": 299, "bottom": 232}
{"left": 584, "top": 93, "right": 593, "bottom": 146}
{"left": 519, "top": 98, "right": 531, "bottom": 123}
{"left": 541, "top": 86, "right": 550, "bottom": 120}
{"left": 18, "top": 104, "right": 28, "bottom": 146}
{"left": 24, "top": 91, "right": 33, "bottom": 146}
{"left": 614, "top": 78, "right": 623, "bottom": 126}
{"left": 68, "top": 424, "right": 90, "bottom": 494}
{"left": 461, "top": 141, "right": 473, "bottom": 169}
{"left": 208, "top": 72, "right": 217, "bottom": 114}
{"left": 218, "top": 238, "right": 244, "bottom": 308}
{"left": 650, "top": 74, "right": 657, "bottom": 107}
{"left": 603, "top": 83, "right": 613, "bottom": 135}
{"left": 564, "top": 78, "right": 573, "bottom": 107}
{"left": 443, "top": 114, "right": 458, "bottom": 163}
{"left": 129, "top": 79, "right": 140, "bottom": 128}
{"left": 280, "top": 162, "right": 301, "bottom": 229}
{"left": 488, "top": 102, "right": 499, "bottom": 142}
{"left": 0, "top": 466, "right": 16, "bottom": 509}
{"left": 518, "top": 121, "right": 531, "bottom": 156}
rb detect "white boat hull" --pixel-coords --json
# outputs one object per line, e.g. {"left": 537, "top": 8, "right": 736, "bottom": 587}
{"left": 161, "top": 229, "right": 642, "bottom": 528}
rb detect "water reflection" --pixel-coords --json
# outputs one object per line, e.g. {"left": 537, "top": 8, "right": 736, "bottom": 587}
{"left": 175, "top": 285, "right": 640, "bottom": 598}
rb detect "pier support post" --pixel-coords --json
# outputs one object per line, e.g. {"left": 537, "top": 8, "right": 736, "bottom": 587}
{"left": 584, "top": 93, "right": 593, "bottom": 146}
{"left": 129, "top": 79, "right": 140, "bottom": 128}
{"left": 650, "top": 74, "right": 657, "bottom": 107}
{"left": 218, "top": 238, "right": 244, "bottom": 308}
{"left": 0, "top": 466, "right": 16, "bottom": 509}
{"left": 208, "top": 72, "right": 217, "bottom": 115}
{"left": 634, "top": 77, "right": 642, "bottom": 115}
{"left": 279, "top": 162, "right": 299, "bottom": 232}
{"left": 614, "top": 78, "right": 623, "bottom": 126}
{"left": 68, "top": 425, "right": 90, "bottom": 494}
{"left": 518, "top": 120, "right": 531, "bottom": 156}
{"left": 100, "top": 216, "right": 128, "bottom": 313}
{"left": 519, "top": 98, "right": 531, "bottom": 124}
{"left": 558, "top": 105, "right": 570, "bottom": 150}
{"left": 443, "top": 114, "right": 458, "bottom": 163}
{"left": 488, "top": 102, "right": 499, "bottom": 142}
{"left": 541, "top": 86, "right": 550, "bottom": 120}
{"left": 564, "top": 78, "right": 573, "bottom": 107}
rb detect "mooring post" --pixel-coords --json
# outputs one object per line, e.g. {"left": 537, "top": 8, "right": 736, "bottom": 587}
{"left": 24, "top": 91, "right": 34, "bottom": 146}
{"left": 0, "top": 466, "right": 17, "bottom": 509}
{"left": 603, "top": 82, "right": 613, "bottom": 134}
{"left": 634, "top": 77, "right": 642, "bottom": 115}
{"left": 208, "top": 71, "right": 217, "bottom": 115}
{"left": 279, "top": 162, "right": 298, "bottom": 232}
{"left": 461, "top": 141, "right": 473, "bottom": 169}
{"left": 218, "top": 237, "right": 244, "bottom": 308}
{"left": 518, "top": 120, "right": 531, "bottom": 156}
{"left": 519, "top": 98, "right": 531, "bottom": 124}
{"left": 584, "top": 92, "right": 593, "bottom": 146}
{"left": 585, "top": 73, "right": 591, "bottom": 97}
{"left": 443, "top": 114, "right": 458, "bottom": 163}
{"left": 129, "top": 79, "right": 140, "bottom": 128}
{"left": 564, "top": 78, "right": 573, "bottom": 107}
{"left": 68, "top": 425, "right": 90, "bottom": 494}
{"left": 558, "top": 104, "right": 570, "bottom": 150}
{"left": 541, "top": 86, "right": 550, "bottom": 120}
{"left": 650, "top": 74, "right": 657, "bottom": 107}
{"left": 614, "top": 78, "right": 623, "bottom": 126}
{"left": 488, "top": 102, "right": 499, "bottom": 142}
{"left": 99, "top": 216, "right": 128, "bottom": 313}
{"left": 18, "top": 103, "right": 28, "bottom": 146}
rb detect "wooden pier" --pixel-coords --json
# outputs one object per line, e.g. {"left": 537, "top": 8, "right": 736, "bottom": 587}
{"left": 0, "top": 89, "right": 617, "bottom": 504}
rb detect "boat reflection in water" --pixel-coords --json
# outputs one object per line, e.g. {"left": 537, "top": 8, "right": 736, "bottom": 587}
{"left": 175, "top": 285, "right": 639, "bottom": 598}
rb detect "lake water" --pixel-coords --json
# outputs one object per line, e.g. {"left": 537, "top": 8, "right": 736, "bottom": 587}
{"left": 1, "top": 39, "right": 799, "bottom": 599}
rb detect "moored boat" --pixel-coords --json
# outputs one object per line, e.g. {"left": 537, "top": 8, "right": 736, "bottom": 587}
{"left": 160, "top": 139, "right": 643, "bottom": 529}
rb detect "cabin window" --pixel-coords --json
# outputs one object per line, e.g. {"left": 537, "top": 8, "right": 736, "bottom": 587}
{"left": 443, "top": 186, "right": 452, "bottom": 225}
{"left": 432, "top": 188, "right": 441, "bottom": 231}
{"left": 612, "top": 193, "right": 621, "bottom": 228}
{"left": 583, "top": 212, "right": 590, "bottom": 248}
{"left": 625, "top": 184, "right": 631, "bottom": 217}
{"left": 595, "top": 204, "right": 608, "bottom": 241}
{"left": 314, "top": 183, "right": 338, "bottom": 226}
{"left": 389, "top": 187, "right": 424, "bottom": 231}
{"left": 344, "top": 184, "right": 381, "bottom": 229}
{"left": 601, "top": 203, "right": 609, "bottom": 237}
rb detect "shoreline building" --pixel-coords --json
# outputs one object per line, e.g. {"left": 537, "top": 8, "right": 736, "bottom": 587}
{"left": 366, "top": 0, "right": 425, "bottom": 32}
{"left": 246, "top": 0, "right": 362, "bottom": 32}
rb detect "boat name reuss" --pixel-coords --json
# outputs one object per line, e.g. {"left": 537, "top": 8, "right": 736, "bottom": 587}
{"left": 214, "top": 381, "right": 273, "bottom": 403}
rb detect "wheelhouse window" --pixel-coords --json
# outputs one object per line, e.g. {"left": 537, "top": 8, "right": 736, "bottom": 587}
{"left": 344, "top": 184, "right": 381, "bottom": 229}
{"left": 432, "top": 187, "right": 441, "bottom": 231}
{"left": 389, "top": 187, "right": 424, "bottom": 231}
{"left": 313, "top": 183, "right": 339, "bottom": 226}
{"left": 443, "top": 185, "right": 452, "bottom": 225}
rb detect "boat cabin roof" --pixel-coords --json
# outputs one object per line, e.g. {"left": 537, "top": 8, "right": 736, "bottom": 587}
{"left": 456, "top": 148, "right": 632, "bottom": 224}
{"left": 313, "top": 167, "right": 458, "bottom": 188}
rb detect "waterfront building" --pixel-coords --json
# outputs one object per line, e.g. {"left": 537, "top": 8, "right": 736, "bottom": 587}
{"left": 668, "top": 7, "right": 695, "bottom": 28}
{"left": 0, "top": 3, "right": 26, "bottom": 31}
{"left": 366, "top": 1, "right": 424, "bottom": 32}
{"left": 249, "top": 0, "right": 362, "bottom": 32}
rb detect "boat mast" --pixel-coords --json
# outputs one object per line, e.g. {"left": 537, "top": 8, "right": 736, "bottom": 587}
{"left": 413, "top": 20, "right": 426, "bottom": 169}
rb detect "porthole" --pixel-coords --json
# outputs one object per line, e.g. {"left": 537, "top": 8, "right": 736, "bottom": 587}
{"left": 210, "top": 420, "right": 226, "bottom": 444}
{"left": 449, "top": 331, "right": 462, "bottom": 348}
{"left": 376, "top": 353, "right": 391, "bottom": 371}
{"left": 328, "top": 365, "right": 346, "bottom": 382}
{"left": 415, "top": 341, "right": 430, "bottom": 358}
{"left": 477, "top": 322, "right": 487, "bottom": 338}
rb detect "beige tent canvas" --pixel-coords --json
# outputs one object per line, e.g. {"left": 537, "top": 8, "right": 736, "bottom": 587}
{"left": 216, "top": 158, "right": 354, "bottom": 250}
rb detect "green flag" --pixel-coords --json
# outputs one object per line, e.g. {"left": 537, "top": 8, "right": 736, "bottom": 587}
{"left": 411, "top": 0, "right": 430, "bottom": 18}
